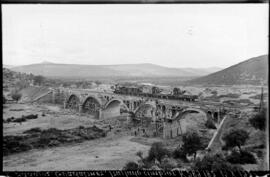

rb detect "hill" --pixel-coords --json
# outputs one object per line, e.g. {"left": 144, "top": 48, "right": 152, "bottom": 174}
{"left": 3, "top": 65, "right": 16, "bottom": 69}
{"left": 186, "top": 55, "right": 268, "bottom": 86}
{"left": 10, "top": 62, "right": 222, "bottom": 79}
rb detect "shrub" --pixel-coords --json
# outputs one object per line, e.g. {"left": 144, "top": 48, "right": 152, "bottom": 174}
{"left": 136, "top": 151, "right": 144, "bottom": 160}
{"left": 12, "top": 117, "right": 27, "bottom": 123}
{"left": 147, "top": 142, "right": 170, "bottom": 162}
{"left": 226, "top": 150, "right": 256, "bottom": 164}
{"left": 33, "top": 75, "right": 45, "bottom": 86}
{"left": 122, "top": 161, "right": 139, "bottom": 170}
{"left": 211, "top": 90, "right": 217, "bottom": 95}
{"left": 192, "top": 154, "right": 244, "bottom": 172}
{"left": 205, "top": 119, "right": 216, "bottom": 129}
{"left": 219, "top": 93, "right": 240, "bottom": 99}
{"left": 15, "top": 80, "right": 29, "bottom": 90}
{"left": 222, "top": 129, "right": 249, "bottom": 151}
{"left": 182, "top": 132, "right": 204, "bottom": 159}
{"left": 23, "top": 127, "right": 42, "bottom": 134}
{"left": 3, "top": 136, "right": 33, "bottom": 156}
{"left": 173, "top": 146, "right": 188, "bottom": 161}
{"left": 249, "top": 108, "right": 266, "bottom": 130}
{"left": 160, "top": 156, "right": 178, "bottom": 170}
{"left": 24, "top": 114, "right": 38, "bottom": 119}
{"left": 11, "top": 91, "right": 22, "bottom": 102}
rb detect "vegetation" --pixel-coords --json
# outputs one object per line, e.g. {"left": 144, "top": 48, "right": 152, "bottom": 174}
{"left": 4, "top": 114, "right": 38, "bottom": 123}
{"left": 11, "top": 90, "right": 22, "bottom": 102}
{"left": 222, "top": 129, "right": 249, "bottom": 151}
{"left": 94, "top": 80, "right": 102, "bottom": 86}
{"left": 136, "top": 151, "right": 144, "bottom": 160}
{"left": 3, "top": 126, "right": 106, "bottom": 156}
{"left": 192, "top": 154, "right": 244, "bottom": 172}
{"left": 172, "top": 146, "right": 188, "bottom": 161}
{"left": 33, "top": 75, "right": 46, "bottom": 86}
{"left": 123, "top": 127, "right": 258, "bottom": 170}
{"left": 205, "top": 119, "right": 216, "bottom": 129}
{"left": 160, "top": 156, "right": 178, "bottom": 170}
{"left": 147, "top": 142, "right": 170, "bottom": 162}
{"left": 122, "top": 161, "right": 139, "bottom": 170}
{"left": 211, "top": 90, "right": 218, "bottom": 95}
{"left": 181, "top": 132, "right": 204, "bottom": 159}
{"left": 226, "top": 150, "right": 256, "bottom": 164}
{"left": 249, "top": 108, "right": 266, "bottom": 130}
{"left": 218, "top": 93, "right": 240, "bottom": 99}
{"left": 15, "top": 80, "right": 30, "bottom": 90}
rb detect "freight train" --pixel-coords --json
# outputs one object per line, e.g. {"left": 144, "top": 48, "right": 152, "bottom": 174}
{"left": 113, "top": 84, "right": 198, "bottom": 102}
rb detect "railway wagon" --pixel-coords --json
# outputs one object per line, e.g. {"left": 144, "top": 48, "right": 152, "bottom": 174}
{"left": 114, "top": 84, "right": 198, "bottom": 102}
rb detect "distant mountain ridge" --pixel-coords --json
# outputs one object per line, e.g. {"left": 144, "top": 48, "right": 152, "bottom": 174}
{"left": 9, "top": 62, "right": 222, "bottom": 79}
{"left": 3, "top": 65, "right": 16, "bottom": 69}
{"left": 186, "top": 55, "right": 268, "bottom": 85}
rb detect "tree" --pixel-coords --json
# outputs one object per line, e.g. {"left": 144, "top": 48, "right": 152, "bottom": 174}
{"left": 15, "top": 80, "right": 29, "bottom": 90}
{"left": 249, "top": 108, "right": 266, "bottom": 130}
{"left": 122, "top": 161, "right": 139, "bottom": 170}
{"left": 226, "top": 150, "right": 256, "bottom": 164}
{"left": 222, "top": 129, "right": 249, "bottom": 152}
{"left": 11, "top": 90, "right": 22, "bottom": 102}
{"left": 34, "top": 75, "right": 45, "bottom": 86}
{"left": 95, "top": 80, "right": 102, "bottom": 86}
{"left": 136, "top": 151, "right": 144, "bottom": 160}
{"left": 147, "top": 142, "right": 170, "bottom": 162}
{"left": 182, "top": 132, "right": 204, "bottom": 160}
{"left": 192, "top": 154, "right": 244, "bottom": 172}
{"left": 173, "top": 146, "right": 188, "bottom": 162}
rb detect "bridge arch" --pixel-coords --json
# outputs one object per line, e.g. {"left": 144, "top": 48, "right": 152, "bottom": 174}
{"left": 177, "top": 107, "right": 208, "bottom": 120}
{"left": 182, "top": 108, "right": 202, "bottom": 114}
{"left": 65, "top": 94, "right": 80, "bottom": 111}
{"left": 81, "top": 96, "right": 102, "bottom": 117}
{"left": 164, "top": 107, "right": 208, "bottom": 137}
{"left": 103, "top": 98, "right": 130, "bottom": 118}
{"left": 82, "top": 95, "right": 102, "bottom": 107}
{"left": 104, "top": 98, "right": 129, "bottom": 111}
{"left": 134, "top": 101, "right": 156, "bottom": 119}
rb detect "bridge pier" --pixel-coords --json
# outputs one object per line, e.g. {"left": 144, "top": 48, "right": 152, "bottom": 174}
{"left": 98, "top": 108, "right": 103, "bottom": 119}
{"left": 79, "top": 104, "right": 83, "bottom": 113}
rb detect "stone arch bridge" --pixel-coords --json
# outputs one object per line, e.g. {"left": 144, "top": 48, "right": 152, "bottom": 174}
{"left": 63, "top": 90, "right": 225, "bottom": 122}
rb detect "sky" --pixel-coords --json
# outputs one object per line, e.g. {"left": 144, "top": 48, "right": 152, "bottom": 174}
{"left": 2, "top": 4, "right": 269, "bottom": 68}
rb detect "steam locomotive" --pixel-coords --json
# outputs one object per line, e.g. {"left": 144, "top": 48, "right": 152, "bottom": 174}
{"left": 113, "top": 84, "right": 198, "bottom": 102}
